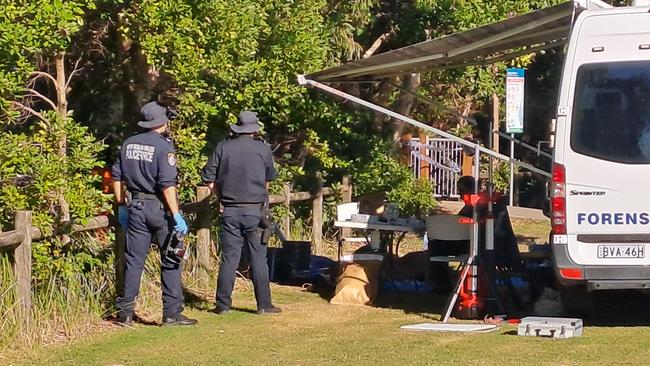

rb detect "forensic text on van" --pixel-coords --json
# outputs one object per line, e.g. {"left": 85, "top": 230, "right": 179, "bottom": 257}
{"left": 577, "top": 212, "right": 650, "bottom": 226}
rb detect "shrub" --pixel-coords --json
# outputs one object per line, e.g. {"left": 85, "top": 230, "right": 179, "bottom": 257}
{"left": 352, "top": 141, "right": 437, "bottom": 218}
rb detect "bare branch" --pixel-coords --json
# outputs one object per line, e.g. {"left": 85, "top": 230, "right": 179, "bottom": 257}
{"left": 11, "top": 101, "right": 48, "bottom": 123}
{"left": 271, "top": 137, "right": 298, "bottom": 153}
{"left": 65, "top": 56, "right": 83, "bottom": 89}
{"left": 363, "top": 32, "right": 391, "bottom": 59}
{"left": 25, "top": 88, "right": 57, "bottom": 111}
{"left": 29, "top": 71, "right": 58, "bottom": 88}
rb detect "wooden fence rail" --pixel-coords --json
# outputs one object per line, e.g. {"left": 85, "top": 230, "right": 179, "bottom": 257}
{"left": 0, "top": 177, "right": 352, "bottom": 325}
{"left": 0, "top": 211, "right": 109, "bottom": 321}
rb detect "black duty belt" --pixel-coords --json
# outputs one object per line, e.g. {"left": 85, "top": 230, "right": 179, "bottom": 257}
{"left": 222, "top": 203, "right": 264, "bottom": 209}
{"left": 131, "top": 191, "right": 160, "bottom": 200}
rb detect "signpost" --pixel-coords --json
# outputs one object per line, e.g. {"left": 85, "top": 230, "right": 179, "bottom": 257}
{"left": 506, "top": 68, "right": 525, "bottom": 134}
{"left": 506, "top": 68, "right": 525, "bottom": 205}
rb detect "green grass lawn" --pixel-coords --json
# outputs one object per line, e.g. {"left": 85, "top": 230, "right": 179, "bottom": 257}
{"left": 11, "top": 218, "right": 650, "bottom": 365}
{"left": 14, "top": 284, "right": 650, "bottom": 366}
{"left": 511, "top": 218, "right": 551, "bottom": 246}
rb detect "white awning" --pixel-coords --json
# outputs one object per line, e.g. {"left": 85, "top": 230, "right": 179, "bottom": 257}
{"left": 308, "top": 1, "right": 584, "bottom": 81}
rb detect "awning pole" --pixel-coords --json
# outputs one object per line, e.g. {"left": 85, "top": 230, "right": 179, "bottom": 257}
{"left": 510, "top": 134, "right": 515, "bottom": 206}
{"left": 298, "top": 76, "right": 551, "bottom": 178}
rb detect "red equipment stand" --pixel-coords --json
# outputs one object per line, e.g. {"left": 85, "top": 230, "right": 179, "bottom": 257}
{"left": 442, "top": 149, "right": 506, "bottom": 322}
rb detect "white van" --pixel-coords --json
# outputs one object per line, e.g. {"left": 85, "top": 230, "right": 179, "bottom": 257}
{"left": 551, "top": 3, "right": 650, "bottom": 295}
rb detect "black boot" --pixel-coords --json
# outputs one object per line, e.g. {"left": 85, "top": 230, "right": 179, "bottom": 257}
{"left": 211, "top": 307, "right": 231, "bottom": 315}
{"left": 162, "top": 313, "right": 198, "bottom": 326}
{"left": 257, "top": 305, "right": 282, "bottom": 315}
{"left": 116, "top": 313, "right": 133, "bottom": 326}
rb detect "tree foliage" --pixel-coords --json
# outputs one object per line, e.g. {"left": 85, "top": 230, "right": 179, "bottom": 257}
{"left": 0, "top": 0, "right": 94, "bottom": 114}
{"left": 0, "top": 0, "right": 107, "bottom": 279}
{"left": 0, "top": 0, "right": 571, "bottom": 278}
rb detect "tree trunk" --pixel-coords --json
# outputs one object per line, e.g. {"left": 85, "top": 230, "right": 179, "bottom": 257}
{"left": 362, "top": 32, "right": 390, "bottom": 59}
{"left": 55, "top": 52, "right": 71, "bottom": 225}
{"left": 55, "top": 52, "right": 68, "bottom": 120}
{"left": 370, "top": 80, "right": 394, "bottom": 133}
{"left": 114, "top": 9, "right": 153, "bottom": 125}
{"left": 458, "top": 99, "right": 473, "bottom": 130}
{"left": 345, "top": 32, "right": 392, "bottom": 113}
{"left": 392, "top": 73, "right": 421, "bottom": 142}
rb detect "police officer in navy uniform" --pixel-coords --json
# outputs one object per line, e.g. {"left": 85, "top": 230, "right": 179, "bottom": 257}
{"left": 112, "top": 101, "right": 198, "bottom": 326}
{"left": 201, "top": 111, "right": 281, "bottom": 315}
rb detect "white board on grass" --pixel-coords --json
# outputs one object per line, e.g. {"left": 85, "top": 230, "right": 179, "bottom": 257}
{"left": 400, "top": 323, "right": 498, "bottom": 333}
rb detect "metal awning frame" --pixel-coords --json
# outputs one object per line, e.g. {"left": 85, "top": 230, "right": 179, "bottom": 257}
{"left": 297, "top": 75, "right": 551, "bottom": 178}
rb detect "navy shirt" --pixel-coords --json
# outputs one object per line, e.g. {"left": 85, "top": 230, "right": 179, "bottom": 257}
{"left": 111, "top": 131, "right": 177, "bottom": 194}
{"left": 201, "top": 135, "right": 277, "bottom": 205}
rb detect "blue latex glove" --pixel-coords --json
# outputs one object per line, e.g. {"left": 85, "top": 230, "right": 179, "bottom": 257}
{"left": 118, "top": 205, "right": 129, "bottom": 227}
{"left": 173, "top": 212, "right": 189, "bottom": 235}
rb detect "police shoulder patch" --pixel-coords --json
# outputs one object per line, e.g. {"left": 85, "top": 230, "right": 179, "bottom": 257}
{"left": 167, "top": 152, "right": 176, "bottom": 166}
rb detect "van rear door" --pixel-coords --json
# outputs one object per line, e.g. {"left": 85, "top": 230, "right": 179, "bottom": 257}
{"left": 566, "top": 59, "right": 650, "bottom": 266}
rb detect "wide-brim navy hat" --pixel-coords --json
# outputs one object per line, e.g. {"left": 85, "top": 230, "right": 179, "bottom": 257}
{"left": 138, "top": 101, "right": 169, "bottom": 129}
{"left": 231, "top": 110, "right": 262, "bottom": 134}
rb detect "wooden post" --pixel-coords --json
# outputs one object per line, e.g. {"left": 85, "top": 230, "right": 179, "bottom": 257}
{"left": 14, "top": 211, "right": 32, "bottom": 320}
{"left": 341, "top": 176, "right": 352, "bottom": 203}
{"left": 462, "top": 152, "right": 473, "bottom": 177}
{"left": 311, "top": 190, "right": 323, "bottom": 255}
{"left": 282, "top": 182, "right": 291, "bottom": 238}
{"left": 340, "top": 176, "right": 352, "bottom": 239}
{"left": 196, "top": 186, "right": 212, "bottom": 288}
{"left": 419, "top": 132, "right": 430, "bottom": 180}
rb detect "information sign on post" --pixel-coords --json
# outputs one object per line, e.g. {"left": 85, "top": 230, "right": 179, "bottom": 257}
{"left": 506, "top": 68, "right": 525, "bottom": 206}
{"left": 505, "top": 68, "right": 525, "bottom": 134}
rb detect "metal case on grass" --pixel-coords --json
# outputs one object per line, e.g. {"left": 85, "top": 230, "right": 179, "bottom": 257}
{"left": 517, "top": 317, "right": 583, "bottom": 339}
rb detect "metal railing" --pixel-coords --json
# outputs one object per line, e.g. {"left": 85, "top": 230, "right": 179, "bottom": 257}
{"left": 410, "top": 138, "right": 463, "bottom": 198}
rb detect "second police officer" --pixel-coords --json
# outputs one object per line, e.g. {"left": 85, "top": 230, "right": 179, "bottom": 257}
{"left": 201, "top": 111, "right": 281, "bottom": 315}
{"left": 112, "top": 101, "right": 198, "bottom": 326}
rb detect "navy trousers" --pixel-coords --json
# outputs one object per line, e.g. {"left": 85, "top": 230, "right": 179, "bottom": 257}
{"left": 117, "top": 198, "right": 184, "bottom": 318}
{"left": 216, "top": 206, "right": 272, "bottom": 311}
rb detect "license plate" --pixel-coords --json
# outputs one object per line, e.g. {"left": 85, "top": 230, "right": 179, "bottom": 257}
{"left": 597, "top": 245, "right": 645, "bottom": 259}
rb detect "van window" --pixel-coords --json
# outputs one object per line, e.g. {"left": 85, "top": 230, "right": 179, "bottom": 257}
{"left": 571, "top": 61, "right": 650, "bottom": 164}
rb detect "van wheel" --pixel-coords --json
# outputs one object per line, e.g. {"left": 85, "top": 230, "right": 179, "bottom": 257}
{"left": 559, "top": 285, "right": 595, "bottom": 318}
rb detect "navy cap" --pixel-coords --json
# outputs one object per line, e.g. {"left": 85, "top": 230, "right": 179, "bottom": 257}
{"left": 231, "top": 111, "right": 262, "bottom": 134}
{"left": 138, "top": 101, "right": 169, "bottom": 129}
